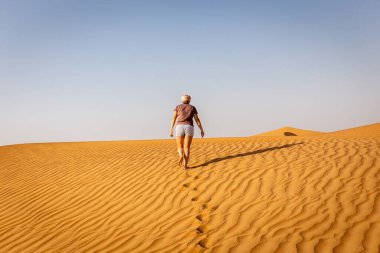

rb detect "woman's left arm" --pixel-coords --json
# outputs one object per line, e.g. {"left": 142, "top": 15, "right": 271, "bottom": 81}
{"left": 170, "top": 111, "right": 177, "bottom": 137}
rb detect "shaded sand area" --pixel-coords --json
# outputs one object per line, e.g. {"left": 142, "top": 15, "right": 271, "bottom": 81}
{"left": 1, "top": 124, "right": 380, "bottom": 252}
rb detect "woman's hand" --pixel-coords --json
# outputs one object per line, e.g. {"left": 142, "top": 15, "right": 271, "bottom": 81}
{"left": 201, "top": 130, "right": 204, "bottom": 138}
{"left": 170, "top": 129, "right": 173, "bottom": 137}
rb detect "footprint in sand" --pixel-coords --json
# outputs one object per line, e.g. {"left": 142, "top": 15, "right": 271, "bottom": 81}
{"left": 197, "top": 239, "right": 208, "bottom": 249}
{"left": 196, "top": 225, "right": 207, "bottom": 234}
{"left": 211, "top": 205, "right": 219, "bottom": 211}
{"left": 195, "top": 215, "right": 204, "bottom": 222}
{"left": 201, "top": 203, "right": 208, "bottom": 210}
{"left": 191, "top": 197, "right": 199, "bottom": 202}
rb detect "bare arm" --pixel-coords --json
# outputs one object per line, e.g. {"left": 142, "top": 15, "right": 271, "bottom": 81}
{"left": 194, "top": 114, "right": 205, "bottom": 138}
{"left": 170, "top": 111, "right": 177, "bottom": 137}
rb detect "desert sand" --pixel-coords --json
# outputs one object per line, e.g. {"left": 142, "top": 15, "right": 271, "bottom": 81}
{"left": 1, "top": 123, "right": 380, "bottom": 253}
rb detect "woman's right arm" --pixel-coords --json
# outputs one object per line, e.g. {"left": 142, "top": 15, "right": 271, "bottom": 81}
{"left": 170, "top": 111, "right": 177, "bottom": 137}
{"left": 194, "top": 114, "right": 204, "bottom": 138}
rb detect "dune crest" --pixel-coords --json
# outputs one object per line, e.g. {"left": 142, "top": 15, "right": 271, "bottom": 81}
{"left": 0, "top": 123, "right": 380, "bottom": 252}
{"left": 325, "top": 122, "right": 380, "bottom": 137}
{"left": 253, "top": 126, "right": 323, "bottom": 137}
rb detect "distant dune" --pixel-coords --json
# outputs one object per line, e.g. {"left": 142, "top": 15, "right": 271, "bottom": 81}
{"left": 0, "top": 123, "right": 379, "bottom": 252}
{"left": 252, "top": 126, "right": 323, "bottom": 137}
{"left": 324, "top": 122, "right": 380, "bottom": 137}
{"left": 252, "top": 123, "right": 380, "bottom": 138}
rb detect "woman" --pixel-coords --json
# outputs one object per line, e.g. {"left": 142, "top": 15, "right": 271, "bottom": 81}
{"left": 170, "top": 95, "right": 204, "bottom": 170}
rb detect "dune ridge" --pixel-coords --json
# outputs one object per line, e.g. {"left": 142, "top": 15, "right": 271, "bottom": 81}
{"left": 252, "top": 127, "right": 323, "bottom": 137}
{"left": 0, "top": 123, "right": 380, "bottom": 252}
{"left": 325, "top": 122, "right": 380, "bottom": 137}
{"left": 252, "top": 122, "right": 380, "bottom": 138}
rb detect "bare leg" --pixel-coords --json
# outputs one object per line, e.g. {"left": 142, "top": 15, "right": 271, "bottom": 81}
{"left": 176, "top": 136, "right": 185, "bottom": 166}
{"left": 183, "top": 136, "right": 193, "bottom": 170}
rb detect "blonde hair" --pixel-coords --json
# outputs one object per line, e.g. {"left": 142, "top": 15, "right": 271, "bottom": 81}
{"left": 181, "top": 94, "right": 191, "bottom": 104}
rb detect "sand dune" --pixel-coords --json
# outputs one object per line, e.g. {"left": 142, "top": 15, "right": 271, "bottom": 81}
{"left": 325, "top": 123, "right": 380, "bottom": 137}
{"left": 252, "top": 126, "right": 323, "bottom": 137}
{"left": 1, "top": 123, "right": 380, "bottom": 252}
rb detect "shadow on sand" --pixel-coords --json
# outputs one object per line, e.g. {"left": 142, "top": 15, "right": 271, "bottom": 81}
{"left": 188, "top": 143, "right": 304, "bottom": 169}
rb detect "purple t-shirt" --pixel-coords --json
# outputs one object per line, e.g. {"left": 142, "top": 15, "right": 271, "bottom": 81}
{"left": 173, "top": 104, "right": 198, "bottom": 126}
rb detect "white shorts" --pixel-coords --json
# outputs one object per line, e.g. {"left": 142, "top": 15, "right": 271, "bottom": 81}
{"left": 175, "top": 125, "right": 194, "bottom": 137}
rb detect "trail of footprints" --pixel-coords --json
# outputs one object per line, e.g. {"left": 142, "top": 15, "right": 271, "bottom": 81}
{"left": 183, "top": 174, "right": 219, "bottom": 252}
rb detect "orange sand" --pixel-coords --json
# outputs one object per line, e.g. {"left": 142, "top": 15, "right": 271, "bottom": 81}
{"left": 0, "top": 123, "right": 379, "bottom": 252}
{"left": 252, "top": 126, "right": 324, "bottom": 137}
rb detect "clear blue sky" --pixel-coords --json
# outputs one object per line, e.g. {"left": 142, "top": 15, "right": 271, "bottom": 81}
{"left": 1, "top": 0, "right": 379, "bottom": 145}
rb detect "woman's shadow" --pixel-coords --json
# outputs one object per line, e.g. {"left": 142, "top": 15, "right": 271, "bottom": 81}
{"left": 188, "top": 143, "right": 304, "bottom": 169}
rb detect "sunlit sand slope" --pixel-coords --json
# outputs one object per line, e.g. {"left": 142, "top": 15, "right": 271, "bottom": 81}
{"left": 253, "top": 126, "right": 323, "bottom": 137}
{"left": 1, "top": 129, "right": 380, "bottom": 252}
{"left": 326, "top": 123, "right": 380, "bottom": 137}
